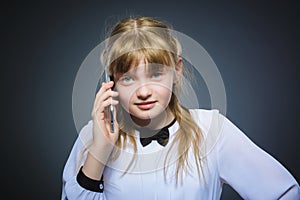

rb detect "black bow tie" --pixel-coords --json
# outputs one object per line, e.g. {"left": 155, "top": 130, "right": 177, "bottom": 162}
{"left": 138, "top": 119, "right": 176, "bottom": 147}
{"left": 140, "top": 128, "right": 169, "bottom": 147}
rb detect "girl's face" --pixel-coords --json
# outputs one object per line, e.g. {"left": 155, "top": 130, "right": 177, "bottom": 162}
{"left": 115, "top": 58, "right": 181, "bottom": 123}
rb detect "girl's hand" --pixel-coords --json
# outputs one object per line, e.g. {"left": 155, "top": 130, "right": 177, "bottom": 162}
{"left": 90, "top": 81, "right": 119, "bottom": 163}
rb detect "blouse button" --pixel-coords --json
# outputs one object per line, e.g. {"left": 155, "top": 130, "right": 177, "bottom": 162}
{"left": 99, "top": 183, "right": 104, "bottom": 190}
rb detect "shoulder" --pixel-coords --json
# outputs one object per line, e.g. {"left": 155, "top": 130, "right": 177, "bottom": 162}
{"left": 188, "top": 108, "right": 220, "bottom": 119}
{"left": 67, "top": 120, "right": 94, "bottom": 157}
{"left": 78, "top": 120, "right": 93, "bottom": 144}
{"left": 72, "top": 119, "right": 94, "bottom": 153}
{"left": 188, "top": 109, "right": 228, "bottom": 156}
{"left": 188, "top": 109, "right": 225, "bottom": 134}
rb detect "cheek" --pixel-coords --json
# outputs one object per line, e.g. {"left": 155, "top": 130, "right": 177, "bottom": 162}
{"left": 163, "top": 89, "right": 173, "bottom": 102}
{"left": 117, "top": 87, "right": 134, "bottom": 111}
{"left": 118, "top": 91, "right": 128, "bottom": 103}
{"left": 156, "top": 85, "right": 173, "bottom": 103}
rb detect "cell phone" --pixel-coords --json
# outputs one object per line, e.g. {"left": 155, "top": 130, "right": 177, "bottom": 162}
{"left": 104, "top": 68, "right": 115, "bottom": 133}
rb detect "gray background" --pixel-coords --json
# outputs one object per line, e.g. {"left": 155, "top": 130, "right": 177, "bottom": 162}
{"left": 2, "top": 0, "right": 299, "bottom": 199}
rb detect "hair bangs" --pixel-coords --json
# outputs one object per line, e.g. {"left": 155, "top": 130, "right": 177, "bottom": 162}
{"left": 110, "top": 48, "right": 175, "bottom": 80}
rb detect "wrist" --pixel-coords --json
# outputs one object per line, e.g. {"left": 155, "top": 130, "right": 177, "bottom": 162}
{"left": 89, "top": 142, "right": 114, "bottom": 164}
{"left": 91, "top": 139, "right": 115, "bottom": 152}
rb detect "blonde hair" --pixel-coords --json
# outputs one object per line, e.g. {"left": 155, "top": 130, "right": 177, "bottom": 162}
{"left": 101, "top": 16, "right": 204, "bottom": 184}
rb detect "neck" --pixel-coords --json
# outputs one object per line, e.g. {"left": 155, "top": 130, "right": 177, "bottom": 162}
{"left": 131, "top": 108, "right": 175, "bottom": 130}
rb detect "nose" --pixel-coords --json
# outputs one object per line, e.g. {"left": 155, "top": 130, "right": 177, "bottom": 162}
{"left": 136, "top": 84, "right": 152, "bottom": 100}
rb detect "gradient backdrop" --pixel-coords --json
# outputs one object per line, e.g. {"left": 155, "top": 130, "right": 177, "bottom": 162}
{"left": 2, "top": 1, "right": 299, "bottom": 199}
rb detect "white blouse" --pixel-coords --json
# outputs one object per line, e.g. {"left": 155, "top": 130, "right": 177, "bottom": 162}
{"left": 61, "top": 109, "right": 300, "bottom": 200}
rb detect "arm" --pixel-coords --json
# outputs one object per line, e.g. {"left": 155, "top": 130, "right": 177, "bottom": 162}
{"left": 83, "top": 81, "right": 119, "bottom": 180}
{"left": 217, "top": 115, "right": 300, "bottom": 200}
{"left": 61, "top": 121, "right": 106, "bottom": 200}
{"left": 62, "top": 82, "right": 119, "bottom": 200}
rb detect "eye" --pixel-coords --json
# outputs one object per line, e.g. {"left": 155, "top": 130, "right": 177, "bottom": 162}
{"left": 119, "top": 75, "right": 133, "bottom": 84}
{"left": 151, "top": 72, "right": 162, "bottom": 78}
{"left": 123, "top": 76, "right": 132, "bottom": 82}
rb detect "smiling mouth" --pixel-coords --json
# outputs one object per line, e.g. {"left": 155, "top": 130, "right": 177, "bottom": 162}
{"left": 135, "top": 101, "right": 157, "bottom": 110}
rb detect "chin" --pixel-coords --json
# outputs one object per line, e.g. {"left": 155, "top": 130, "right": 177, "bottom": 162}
{"left": 131, "top": 111, "right": 152, "bottom": 120}
{"left": 130, "top": 108, "right": 166, "bottom": 120}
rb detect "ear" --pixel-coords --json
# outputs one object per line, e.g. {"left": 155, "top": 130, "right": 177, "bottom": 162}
{"left": 174, "top": 57, "right": 183, "bottom": 83}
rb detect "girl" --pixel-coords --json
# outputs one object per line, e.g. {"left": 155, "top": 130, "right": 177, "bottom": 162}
{"left": 62, "top": 17, "right": 299, "bottom": 199}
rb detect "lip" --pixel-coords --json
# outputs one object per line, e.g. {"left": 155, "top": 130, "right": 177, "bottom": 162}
{"left": 135, "top": 101, "right": 157, "bottom": 110}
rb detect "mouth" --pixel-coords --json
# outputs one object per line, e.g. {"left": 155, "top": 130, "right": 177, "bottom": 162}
{"left": 134, "top": 101, "right": 157, "bottom": 110}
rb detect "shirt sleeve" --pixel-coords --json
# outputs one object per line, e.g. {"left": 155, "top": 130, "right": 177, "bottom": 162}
{"left": 61, "top": 120, "right": 107, "bottom": 200}
{"left": 216, "top": 114, "right": 300, "bottom": 200}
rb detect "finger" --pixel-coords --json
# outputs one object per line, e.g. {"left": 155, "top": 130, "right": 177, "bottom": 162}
{"left": 93, "top": 90, "right": 118, "bottom": 116}
{"left": 93, "top": 91, "right": 118, "bottom": 116}
{"left": 93, "top": 99, "right": 119, "bottom": 119}
{"left": 95, "top": 90, "right": 118, "bottom": 108}
{"left": 96, "top": 81, "right": 115, "bottom": 99}
{"left": 93, "top": 82, "right": 118, "bottom": 107}
{"left": 93, "top": 82, "right": 114, "bottom": 110}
